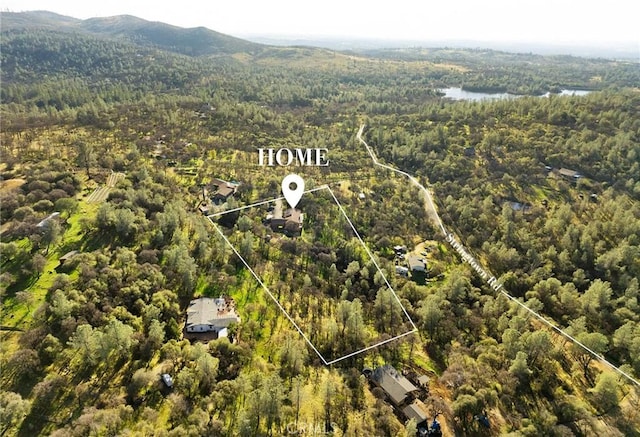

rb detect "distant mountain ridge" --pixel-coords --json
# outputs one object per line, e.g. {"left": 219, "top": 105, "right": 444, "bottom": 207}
{"left": 1, "top": 11, "right": 265, "bottom": 56}
{"left": 3, "top": 9, "right": 637, "bottom": 94}
{"left": 245, "top": 35, "right": 639, "bottom": 60}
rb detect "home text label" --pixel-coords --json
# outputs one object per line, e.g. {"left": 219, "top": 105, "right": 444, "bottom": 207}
{"left": 258, "top": 148, "right": 329, "bottom": 167}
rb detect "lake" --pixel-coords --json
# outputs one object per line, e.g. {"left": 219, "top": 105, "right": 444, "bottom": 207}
{"left": 545, "top": 89, "right": 591, "bottom": 97}
{"left": 439, "top": 87, "right": 591, "bottom": 101}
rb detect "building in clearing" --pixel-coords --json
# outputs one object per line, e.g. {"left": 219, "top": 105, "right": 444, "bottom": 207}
{"left": 370, "top": 364, "right": 419, "bottom": 406}
{"left": 210, "top": 178, "right": 239, "bottom": 204}
{"left": 58, "top": 250, "right": 79, "bottom": 266}
{"left": 36, "top": 212, "right": 61, "bottom": 228}
{"left": 557, "top": 168, "right": 582, "bottom": 181}
{"left": 402, "top": 400, "right": 428, "bottom": 424}
{"left": 266, "top": 198, "right": 303, "bottom": 237}
{"left": 393, "top": 245, "right": 407, "bottom": 255}
{"left": 185, "top": 297, "right": 240, "bottom": 334}
{"left": 417, "top": 374, "right": 430, "bottom": 388}
{"left": 57, "top": 250, "right": 79, "bottom": 271}
{"left": 396, "top": 265, "right": 409, "bottom": 276}
{"left": 407, "top": 255, "right": 427, "bottom": 273}
{"left": 161, "top": 373, "right": 174, "bottom": 389}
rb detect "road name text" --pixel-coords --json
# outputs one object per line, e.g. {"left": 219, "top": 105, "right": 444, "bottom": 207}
{"left": 446, "top": 233, "right": 503, "bottom": 292}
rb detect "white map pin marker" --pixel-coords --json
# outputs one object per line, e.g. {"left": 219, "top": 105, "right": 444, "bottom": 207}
{"left": 282, "top": 174, "right": 304, "bottom": 209}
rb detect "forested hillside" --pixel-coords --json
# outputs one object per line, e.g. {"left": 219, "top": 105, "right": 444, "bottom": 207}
{"left": 1, "top": 12, "right": 639, "bottom": 437}
{"left": 1, "top": 11, "right": 264, "bottom": 56}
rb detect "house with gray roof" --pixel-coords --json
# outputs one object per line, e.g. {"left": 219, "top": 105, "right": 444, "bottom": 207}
{"left": 557, "top": 168, "right": 582, "bottom": 181}
{"left": 186, "top": 297, "right": 240, "bottom": 334}
{"left": 407, "top": 255, "right": 427, "bottom": 273}
{"left": 370, "top": 364, "right": 419, "bottom": 406}
{"left": 402, "top": 400, "right": 428, "bottom": 424}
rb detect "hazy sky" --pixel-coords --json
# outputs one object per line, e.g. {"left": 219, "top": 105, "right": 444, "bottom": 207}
{"left": 2, "top": 0, "right": 639, "bottom": 45}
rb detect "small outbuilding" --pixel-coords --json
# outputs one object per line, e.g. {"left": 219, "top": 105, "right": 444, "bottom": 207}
{"left": 393, "top": 245, "right": 407, "bottom": 254}
{"left": 36, "top": 212, "right": 61, "bottom": 228}
{"left": 58, "top": 250, "right": 79, "bottom": 266}
{"left": 417, "top": 375, "right": 430, "bottom": 388}
{"left": 161, "top": 373, "right": 174, "bottom": 388}
{"left": 198, "top": 203, "right": 210, "bottom": 215}
{"left": 396, "top": 266, "right": 409, "bottom": 276}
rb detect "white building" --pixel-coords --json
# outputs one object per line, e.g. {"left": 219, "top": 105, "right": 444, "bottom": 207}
{"left": 185, "top": 297, "right": 240, "bottom": 333}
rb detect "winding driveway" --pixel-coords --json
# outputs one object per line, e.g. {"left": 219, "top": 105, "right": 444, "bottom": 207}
{"left": 356, "top": 124, "right": 639, "bottom": 387}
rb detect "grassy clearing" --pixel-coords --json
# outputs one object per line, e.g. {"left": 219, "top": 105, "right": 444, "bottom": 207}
{"left": 1, "top": 200, "right": 98, "bottom": 334}
{"left": 530, "top": 184, "right": 549, "bottom": 201}
{"left": 65, "top": 203, "right": 98, "bottom": 248}
{"left": 0, "top": 178, "right": 26, "bottom": 193}
{"left": 1, "top": 254, "right": 58, "bottom": 329}
{"left": 0, "top": 251, "right": 60, "bottom": 362}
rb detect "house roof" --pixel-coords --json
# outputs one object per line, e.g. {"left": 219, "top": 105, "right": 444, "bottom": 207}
{"left": 371, "top": 364, "right": 418, "bottom": 405}
{"left": 59, "top": 250, "right": 79, "bottom": 262}
{"left": 402, "top": 400, "right": 428, "bottom": 423}
{"left": 407, "top": 255, "right": 426, "bottom": 271}
{"left": 211, "top": 178, "right": 238, "bottom": 199}
{"left": 214, "top": 184, "right": 235, "bottom": 198}
{"left": 558, "top": 168, "right": 581, "bottom": 178}
{"left": 506, "top": 201, "right": 531, "bottom": 212}
{"left": 36, "top": 212, "right": 60, "bottom": 228}
{"left": 417, "top": 375, "right": 430, "bottom": 387}
{"left": 270, "top": 199, "right": 303, "bottom": 226}
{"left": 186, "top": 297, "right": 240, "bottom": 329}
{"left": 161, "top": 373, "right": 174, "bottom": 388}
{"left": 282, "top": 208, "right": 303, "bottom": 224}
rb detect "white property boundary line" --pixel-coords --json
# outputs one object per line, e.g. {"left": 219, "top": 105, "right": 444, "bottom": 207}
{"left": 357, "top": 124, "right": 640, "bottom": 387}
{"left": 207, "top": 185, "right": 418, "bottom": 365}
{"left": 207, "top": 186, "right": 328, "bottom": 218}
{"left": 208, "top": 217, "right": 329, "bottom": 364}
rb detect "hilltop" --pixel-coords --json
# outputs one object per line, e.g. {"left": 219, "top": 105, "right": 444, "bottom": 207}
{"left": 1, "top": 10, "right": 264, "bottom": 56}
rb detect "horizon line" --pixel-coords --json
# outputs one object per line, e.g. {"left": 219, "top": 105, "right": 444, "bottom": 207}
{"left": 3, "top": 9, "right": 638, "bottom": 49}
